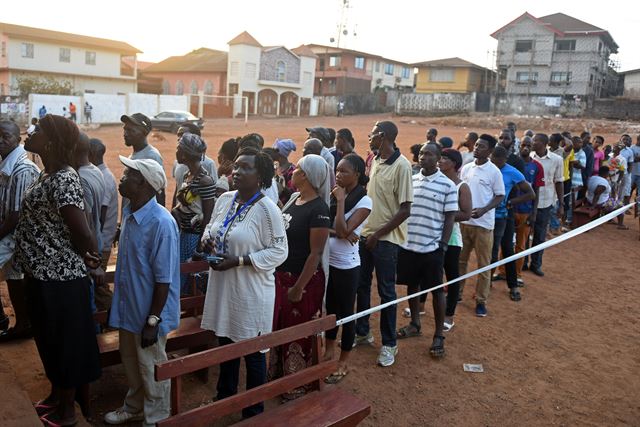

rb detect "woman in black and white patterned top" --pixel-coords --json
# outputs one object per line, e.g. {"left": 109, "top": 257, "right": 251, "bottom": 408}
{"left": 14, "top": 114, "right": 102, "bottom": 426}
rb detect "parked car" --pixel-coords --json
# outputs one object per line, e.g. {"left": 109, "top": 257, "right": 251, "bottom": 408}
{"left": 150, "top": 110, "right": 204, "bottom": 134}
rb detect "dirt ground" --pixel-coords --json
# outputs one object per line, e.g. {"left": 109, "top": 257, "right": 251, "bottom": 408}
{"left": 1, "top": 113, "right": 640, "bottom": 426}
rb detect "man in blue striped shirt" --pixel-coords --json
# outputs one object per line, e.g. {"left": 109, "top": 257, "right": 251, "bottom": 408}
{"left": 396, "top": 143, "right": 457, "bottom": 358}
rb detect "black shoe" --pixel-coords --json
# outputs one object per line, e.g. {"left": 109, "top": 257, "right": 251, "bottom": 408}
{"left": 530, "top": 267, "right": 544, "bottom": 277}
{"left": 509, "top": 289, "right": 522, "bottom": 302}
{"left": 522, "top": 264, "right": 529, "bottom": 271}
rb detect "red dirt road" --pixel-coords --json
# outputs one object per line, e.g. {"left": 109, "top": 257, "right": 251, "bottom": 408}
{"left": 1, "top": 114, "right": 639, "bottom": 426}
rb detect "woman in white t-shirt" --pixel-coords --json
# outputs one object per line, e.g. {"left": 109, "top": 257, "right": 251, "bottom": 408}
{"left": 324, "top": 154, "right": 372, "bottom": 384}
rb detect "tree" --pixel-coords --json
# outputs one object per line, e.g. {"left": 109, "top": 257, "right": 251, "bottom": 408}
{"left": 13, "top": 76, "right": 73, "bottom": 96}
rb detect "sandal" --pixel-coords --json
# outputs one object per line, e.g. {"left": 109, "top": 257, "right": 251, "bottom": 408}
{"left": 324, "top": 369, "right": 349, "bottom": 384}
{"left": 34, "top": 400, "right": 58, "bottom": 417}
{"left": 40, "top": 411, "right": 77, "bottom": 427}
{"left": 397, "top": 323, "right": 421, "bottom": 339}
{"left": 617, "top": 225, "right": 629, "bottom": 230}
{"left": 443, "top": 321, "right": 455, "bottom": 332}
{"left": 429, "top": 335, "right": 445, "bottom": 358}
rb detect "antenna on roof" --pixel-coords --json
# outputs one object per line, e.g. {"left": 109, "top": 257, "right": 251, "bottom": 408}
{"left": 334, "top": 0, "right": 356, "bottom": 47}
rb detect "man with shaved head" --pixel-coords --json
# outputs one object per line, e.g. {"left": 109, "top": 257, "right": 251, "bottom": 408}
{"left": 0, "top": 120, "right": 40, "bottom": 340}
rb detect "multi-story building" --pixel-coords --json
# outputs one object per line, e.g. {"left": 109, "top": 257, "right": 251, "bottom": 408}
{"left": 142, "top": 48, "right": 227, "bottom": 97}
{"left": 226, "top": 31, "right": 317, "bottom": 116}
{"left": 491, "top": 12, "right": 619, "bottom": 101}
{"left": 413, "top": 57, "right": 495, "bottom": 94}
{"left": 305, "top": 44, "right": 414, "bottom": 96}
{"left": 0, "top": 22, "right": 140, "bottom": 96}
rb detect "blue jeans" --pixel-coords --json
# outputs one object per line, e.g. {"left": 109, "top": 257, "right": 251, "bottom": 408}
{"left": 355, "top": 239, "right": 398, "bottom": 347}
{"left": 492, "top": 216, "right": 517, "bottom": 289}
{"left": 530, "top": 206, "right": 552, "bottom": 270}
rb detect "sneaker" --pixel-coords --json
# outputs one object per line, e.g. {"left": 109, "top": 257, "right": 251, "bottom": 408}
{"left": 377, "top": 345, "right": 398, "bottom": 367}
{"left": 517, "top": 277, "right": 525, "bottom": 287}
{"left": 104, "top": 408, "right": 144, "bottom": 425}
{"left": 530, "top": 267, "right": 545, "bottom": 277}
{"left": 353, "top": 332, "right": 374, "bottom": 347}
{"left": 475, "top": 303, "right": 488, "bottom": 317}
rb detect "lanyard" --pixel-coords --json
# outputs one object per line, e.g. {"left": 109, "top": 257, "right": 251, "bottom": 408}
{"left": 215, "top": 190, "right": 261, "bottom": 253}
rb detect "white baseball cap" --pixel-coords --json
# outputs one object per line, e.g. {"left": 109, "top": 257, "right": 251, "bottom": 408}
{"left": 119, "top": 155, "right": 166, "bottom": 193}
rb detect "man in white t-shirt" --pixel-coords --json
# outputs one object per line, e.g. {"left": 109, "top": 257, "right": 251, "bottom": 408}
{"left": 458, "top": 134, "right": 505, "bottom": 317}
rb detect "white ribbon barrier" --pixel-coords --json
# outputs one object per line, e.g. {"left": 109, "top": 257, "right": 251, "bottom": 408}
{"left": 336, "top": 202, "right": 635, "bottom": 326}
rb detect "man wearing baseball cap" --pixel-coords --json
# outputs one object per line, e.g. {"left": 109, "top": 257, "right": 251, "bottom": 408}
{"left": 121, "top": 113, "right": 165, "bottom": 207}
{"left": 105, "top": 156, "right": 179, "bottom": 426}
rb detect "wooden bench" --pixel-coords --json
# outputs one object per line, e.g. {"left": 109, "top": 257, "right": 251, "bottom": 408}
{"left": 154, "top": 315, "right": 371, "bottom": 427}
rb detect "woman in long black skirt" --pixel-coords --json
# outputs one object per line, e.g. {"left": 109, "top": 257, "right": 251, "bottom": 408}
{"left": 14, "top": 114, "right": 102, "bottom": 426}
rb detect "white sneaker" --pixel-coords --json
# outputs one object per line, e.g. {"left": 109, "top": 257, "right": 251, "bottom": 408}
{"left": 353, "top": 331, "right": 374, "bottom": 347}
{"left": 377, "top": 345, "right": 398, "bottom": 367}
{"left": 104, "top": 408, "right": 144, "bottom": 425}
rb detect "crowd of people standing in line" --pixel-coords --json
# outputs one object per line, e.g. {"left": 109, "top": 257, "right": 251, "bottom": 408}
{"left": 0, "top": 113, "right": 638, "bottom": 425}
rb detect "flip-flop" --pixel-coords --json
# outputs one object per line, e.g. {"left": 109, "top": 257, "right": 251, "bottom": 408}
{"left": 443, "top": 321, "right": 455, "bottom": 332}
{"left": 34, "top": 400, "right": 58, "bottom": 417}
{"left": 40, "top": 411, "right": 77, "bottom": 427}
{"left": 324, "top": 369, "right": 349, "bottom": 384}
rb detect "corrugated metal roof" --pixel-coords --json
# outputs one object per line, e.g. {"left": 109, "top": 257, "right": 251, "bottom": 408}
{"left": 144, "top": 48, "right": 228, "bottom": 73}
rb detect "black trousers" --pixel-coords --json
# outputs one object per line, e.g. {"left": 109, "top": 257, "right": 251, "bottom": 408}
{"left": 444, "top": 245, "right": 462, "bottom": 317}
{"left": 216, "top": 336, "right": 266, "bottom": 418}
{"left": 325, "top": 266, "right": 360, "bottom": 351}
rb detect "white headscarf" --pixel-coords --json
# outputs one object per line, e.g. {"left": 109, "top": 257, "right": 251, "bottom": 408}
{"left": 297, "top": 154, "right": 331, "bottom": 206}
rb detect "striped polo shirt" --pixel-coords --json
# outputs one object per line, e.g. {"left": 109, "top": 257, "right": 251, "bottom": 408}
{"left": 402, "top": 169, "right": 458, "bottom": 254}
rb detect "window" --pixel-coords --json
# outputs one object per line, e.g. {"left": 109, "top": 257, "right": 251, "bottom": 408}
{"left": 515, "top": 72, "right": 538, "bottom": 85}
{"left": 327, "top": 78, "right": 336, "bottom": 93}
{"left": 515, "top": 40, "right": 534, "bottom": 53}
{"left": 162, "top": 81, "right": 170, "bottom": 95}
{"left": 230, "top": 61, "right": 239, "bottom": 76}
{"left": 190, "top": 80, "right": 198, "bottom": 94}
{"left": 550, "top": 72, "right": 572, "bottom": 85}
{"left": 402, "top": 67, "right": 411, "bottom": 79}
{"left": 329, "top": 55, "right": 340, "bottom": 67}
{"left": 598, "top": 42, "right": 602, "bottom": 53}
{"left": 204, "top": 80, "right": 214, "bottom": 95}
{"left": 84, "top": 89, "right": 95, "bottom": 94}
{"left": 374, "top": 61, "right": 380, "bottom": 72}
{"left": 589, "top": 74, "right": 594, "bottom": 87}
{"left": 245, "top": 62, "right": 256, "bottom": 78}
{"left": 1, "top": 42, "right": 5, "bottom": 58}
{"left": 175, "top": 80, "right": 184, "bottom": 95}
{"left": 85, "top": 51, "right": 96, "bottom": 65}
{"left": 555, "top": 40, "right": 576, "bottom": 51}
{"left": 303, "top": 71, "right": 312, "bottom": 86}
{"left": 276, "top": 60, "right": 286, "bottom": 82}
{"left": 21, "top": 43, "right": 34, "bottom": 58}
{"left": 430, "top": 68, "right": 455, "bottom": 82}
{"left": 59, "top": 48, "right": 71, "bottom": 63}
{"left": 384, "top": 63, "right": 394, "bottom": 75}
{"left": 354, "top": 56, "right": 364, "bottom": 69}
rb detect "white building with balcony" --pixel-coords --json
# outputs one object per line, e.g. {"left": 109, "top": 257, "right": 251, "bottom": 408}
{"left": 0, "top": 22, "right": 141, "bottom": 96}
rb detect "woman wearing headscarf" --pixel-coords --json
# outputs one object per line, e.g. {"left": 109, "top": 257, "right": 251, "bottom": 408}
{"left": 270, "top": 154, "right": 331, "bottom": 399}
{"left": 172, "top": 133, "right": 216, "bottom": 294}
{"left": 14, "top": 114, "right": 102, "bottom": 426}
{"left": 272, "top": 138, "right": 297, "bottom": 204}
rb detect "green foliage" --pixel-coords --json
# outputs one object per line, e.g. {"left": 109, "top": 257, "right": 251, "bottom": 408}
{"left": 13, "top": 76, "right": 73, "bottom": 96}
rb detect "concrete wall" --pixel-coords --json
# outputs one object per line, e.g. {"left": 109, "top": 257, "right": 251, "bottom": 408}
{"left": 623, "top": 72, "right": 640, "bottom": 99}
{"left": 494, "top": 93, "right": 584, "bottom": 116}
{"left": 9, "top": 70, "right": 136, "bottom": 95}
{"left": 28, "top": 93, "right": 188, "bottom": 124}
{"left": 396, "top": 92, "right": 476, "bottom": 116}
{"left": 589, "top": 98, "right": 640, "bottom": 120}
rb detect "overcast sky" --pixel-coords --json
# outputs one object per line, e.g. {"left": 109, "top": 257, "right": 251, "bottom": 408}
{"left": 4, "top": 0, "right": 639, "bottom": 71}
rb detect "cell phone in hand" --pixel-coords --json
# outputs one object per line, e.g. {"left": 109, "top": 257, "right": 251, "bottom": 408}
{"left": 206, "top": 255, "right": 225, "bottom": 265}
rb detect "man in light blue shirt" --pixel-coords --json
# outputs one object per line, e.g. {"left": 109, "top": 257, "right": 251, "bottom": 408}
{"left": 106, "top": 156, "right": 179, "bottom": 427}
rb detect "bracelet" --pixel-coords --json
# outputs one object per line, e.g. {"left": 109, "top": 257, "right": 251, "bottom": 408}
{"left": 238, "top": 255, "right": 244, "bottom": 266}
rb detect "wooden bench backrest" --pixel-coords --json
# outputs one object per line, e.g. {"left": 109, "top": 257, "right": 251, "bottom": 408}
{"left": 156, "top": 315, "right": 338, "bottom": 427}
{"left": 94, "top": 260, "right": 210, "bottom": 325}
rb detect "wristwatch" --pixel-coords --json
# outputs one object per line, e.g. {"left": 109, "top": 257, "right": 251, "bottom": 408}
{"left": 147, "top": 315, "right": 162, "bottom": 327}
